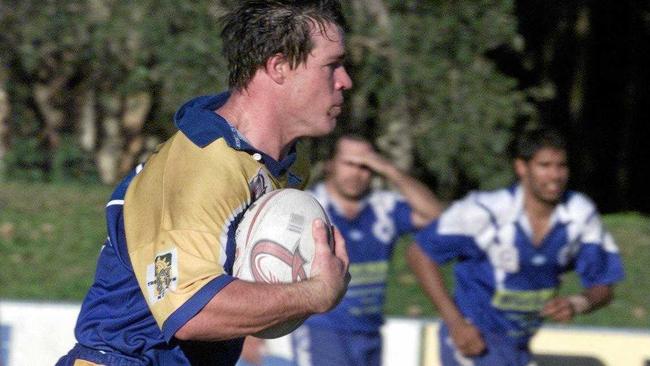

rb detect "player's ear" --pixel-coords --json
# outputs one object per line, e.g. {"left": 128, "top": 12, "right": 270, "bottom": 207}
{"left": 323, "top": 159, "right": 334, "bottom": 176}
{"left": 265, "top": 53, "right": 288, "bottom": 84}
{"left": 514, "top": 158, "right": 527, "bottom": 179}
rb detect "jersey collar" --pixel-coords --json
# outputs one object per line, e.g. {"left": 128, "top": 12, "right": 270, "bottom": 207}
{"left": 314, "top": 182, "right": 370, "bottom": 220}
{"left": 173, "top": 92, "right": 298, "bottom": 177}
{"left": 511, "top": 184, "right": 573, "bottom": 232}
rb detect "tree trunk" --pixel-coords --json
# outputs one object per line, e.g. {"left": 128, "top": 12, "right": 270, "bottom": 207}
{"left": 77, "top": 88, "right": 97, "bottom": 153}
{"left": 33, "top": 78, "right": 67, "bottom": 177}
{"left": 118, "top": 91, "right": 151, "bottom": 177}
{"left": 0, "top": 66, "right": 9, "bottom": 182}
{"left": 96, "top": 94, "right": 123, "bottom": 184}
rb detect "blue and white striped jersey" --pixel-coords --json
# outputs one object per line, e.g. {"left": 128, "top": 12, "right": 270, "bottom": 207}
{"left": 415, "top": 185, "right": 624, "bottom": 347}
{"left": 304, "top": 183, "right": 416, "bottom": 333}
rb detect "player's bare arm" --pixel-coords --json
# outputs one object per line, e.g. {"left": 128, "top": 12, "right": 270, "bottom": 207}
{"left": 344, "top": 152, "right": 442, "bottom": 227}
{"left": 406, "top": 243, "right": 486, "bottom": 356}
{"left": 175, "top": 220, "right": 349, "bottom": 341}
{"left": 541, "top": 284, "right": 614, "bottom": 323}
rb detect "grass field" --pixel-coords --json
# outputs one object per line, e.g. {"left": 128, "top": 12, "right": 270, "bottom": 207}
{"left": 1, "top": 181, "right": 648, "bottom": 328}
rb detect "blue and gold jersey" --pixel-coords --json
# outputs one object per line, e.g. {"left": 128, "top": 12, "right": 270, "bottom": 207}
{"left": 304, "top": 183, "right": 416, "bottom": 333}
{"left": 73, "top": 93, "right": 309, "bottom": 364}
{"left": 415, "top": 185, "right": 624, "bottom": 347}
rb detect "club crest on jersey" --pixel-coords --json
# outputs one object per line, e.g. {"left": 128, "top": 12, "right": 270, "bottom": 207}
{"left": 249, "top": 169, "right": 271, "bottom": 202}
{"left": 146, "top": 249, "right": 178, "bottom": 304}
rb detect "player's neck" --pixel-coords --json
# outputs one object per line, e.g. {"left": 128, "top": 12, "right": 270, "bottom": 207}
{"left": 325, "top": 182, "right": 362, "bottom": 219}
{"left": 523, "top": 192, "right": 555, "bottom": 220}
{"left": 217, "top": 91, "right": 294, "bottom": 161}
{"left": 523, "top": 192, "right": 557, "bottom": 246}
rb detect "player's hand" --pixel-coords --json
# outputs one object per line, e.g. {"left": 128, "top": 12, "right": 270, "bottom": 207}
{"left": 448, "top": 319, "right": 486, "bottom": 357}
{"left": 341, "top": 151, "right": 394, "bottom": 177}
{"left": 541, "top": 297, "right": 574, "bottom": 322}
{"left": 240, "top": 336, "right": 265, "bottom": 365}
{"left": 307, "top": 219, "right": 350, "bottom": 313}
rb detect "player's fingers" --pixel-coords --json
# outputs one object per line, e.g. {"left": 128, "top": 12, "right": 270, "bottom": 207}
{"left": 553, "top": 304, "right": 573, "bottom": 322}
{"left": 473, "top": 338, "right": 487, "bottom": 354}
{"left": 463, "top": 333, "right": 485, "bottom": 355}
{"left": 541, "top": 298, "right": 562, "bottom": 316}
{"left": 331, "top": 226, "right": 349, "bottom": 266}
{"left": 311, "top": 219, "right": 331, "bottom": 253}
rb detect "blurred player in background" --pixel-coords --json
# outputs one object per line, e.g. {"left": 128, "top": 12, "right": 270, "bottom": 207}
{"left": 288, "top": 134, "right": 442, "bottom": 366}
{"left": 57, "top": 1, "right": 352, "bottom": 365}
{"left": 407, "top": 127, "right": 625, "bottom": 366}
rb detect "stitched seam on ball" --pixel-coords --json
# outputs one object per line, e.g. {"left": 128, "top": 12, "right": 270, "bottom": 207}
{"left": 245, "top": 189, "right": 284, "bottom": 247}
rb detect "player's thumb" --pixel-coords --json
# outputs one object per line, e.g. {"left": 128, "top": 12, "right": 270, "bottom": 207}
{"left": 312, "top": 219, "right": 330, "bottom": 251}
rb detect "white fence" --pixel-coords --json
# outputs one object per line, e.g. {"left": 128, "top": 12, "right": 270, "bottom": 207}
{"left": 1, "top": 300, "right": 648, "bottom": 366}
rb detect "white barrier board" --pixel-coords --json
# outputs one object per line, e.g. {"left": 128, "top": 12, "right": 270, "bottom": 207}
{"left": 0, "top": 300, "right": 80, "bottom": 365}
{"left": 1, "top": 300, "right": 649, "bottom": 366}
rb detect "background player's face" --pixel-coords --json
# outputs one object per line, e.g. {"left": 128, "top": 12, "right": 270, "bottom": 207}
{"left": 327, "top": 138, "right": 373, "bottom": 200}
{"left": 283, "top": 22, "right": 352, "bottom": 137}
{"left": 516, "top": 147, "right": 569, "bottom": 205}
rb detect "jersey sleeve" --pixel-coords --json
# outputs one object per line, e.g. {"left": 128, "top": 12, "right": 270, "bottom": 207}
{"left": 415, "top": 193, "right": 491, "bottom": 264}
{"left": 124, "top": 137, "right": 250, "bottom": 342}
{"left": 574, "top": 213, "right": 625, "bottom": 288}
{"left": 392, "top": 197, "right": 416, "bottom": 235}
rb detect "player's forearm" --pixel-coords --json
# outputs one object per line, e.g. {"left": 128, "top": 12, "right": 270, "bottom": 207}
{"left": 406, "top": 243, "right": 465, "bottom": 326}
{"left": 175, "top": 279, "right": 322, "bottom": 341}
{"left": 572, "top": 284, "right": 614, "bottom": 314}
{"left": 383, "top": 167, "right": 442, "bottom": 227}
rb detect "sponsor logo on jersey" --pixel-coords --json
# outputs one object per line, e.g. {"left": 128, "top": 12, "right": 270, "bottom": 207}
{"left": 492, "top": 288, "right": 556, "bottom": 312}
{"left": 146, "top": 249, "right": 178, "bottom": 304}
{"left": 348, "top": 261, "right": 389, "bottom": 286}
{"left": 249, "top": 169, "right": 271, "bottom": 202}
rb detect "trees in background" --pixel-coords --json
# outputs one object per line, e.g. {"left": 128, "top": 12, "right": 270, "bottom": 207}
{"left": 0, "top": 0, "right": 228, "bottom": 183}
{"left": 1, "top": 1, "right": 648, "bottom": 211}
{"left": 341, "top": 1, "right": 532, "bottom": 199}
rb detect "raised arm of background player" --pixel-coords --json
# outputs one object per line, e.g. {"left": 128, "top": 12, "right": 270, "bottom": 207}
{"left": 176, "top": 220, "right": 350, "bottom": 341}
{"left": 405, "top": 243, "right": 487, "bottom": 357}
{"left": 343, "top": 151, "right": 442, "bottom": 227}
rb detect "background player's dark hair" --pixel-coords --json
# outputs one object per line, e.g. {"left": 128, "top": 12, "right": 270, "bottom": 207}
{"left": 510, "top": 126, "right": 567, "bottom": 161}
{"left": 221, "top": 0, "right": 346, "bottom": 91}
{"left": 328, "top": 133, "right": 378, "bottom": 159}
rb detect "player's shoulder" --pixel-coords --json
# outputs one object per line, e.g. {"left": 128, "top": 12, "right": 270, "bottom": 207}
{"left": 145, "top": 133, "right": 253, "bottom": 200}
{"left": 369, "top": 189, "right": 403, "bottom": 202}
{"left": 367, "top": 189, "right": 404, "bottom": 212}
{"left": 563, "top": 190, "right": 599, "bottom": 223}
{"left": 456, "top": 187, "right": 516, "bottom": 217}
{"left": 308, "top": 182, "right": 330, "bottom": 208}
{"left": 436, "top": 187, "right": 515, "bottom": 235}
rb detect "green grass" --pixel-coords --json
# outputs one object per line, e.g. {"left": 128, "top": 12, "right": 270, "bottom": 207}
{"left": 0, "top": 181, "right": 111, "bottom": 300}
{"left": 1, "top": 182, "right": 648, "bottom": 329}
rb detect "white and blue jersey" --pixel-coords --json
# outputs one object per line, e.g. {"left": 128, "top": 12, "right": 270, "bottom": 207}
{"left": 304, "top": 183, "right": 416, "bottom": 333}
{"left": 415, "top": 185, "right": 625, "bottom": 348}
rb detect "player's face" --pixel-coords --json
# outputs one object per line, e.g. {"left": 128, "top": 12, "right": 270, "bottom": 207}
{"left": 284, "top": 22, "right": 352, "bottom": 137}
{"left": 328, "top": 139, "right": 373, "bottom": 200}
{"left": 516, "top": 147, "right": 569, "bottom": 205}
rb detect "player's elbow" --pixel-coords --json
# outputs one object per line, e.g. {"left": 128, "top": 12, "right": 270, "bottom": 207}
{"left": 174, "top": 323, "right": 196, "bottom": 341}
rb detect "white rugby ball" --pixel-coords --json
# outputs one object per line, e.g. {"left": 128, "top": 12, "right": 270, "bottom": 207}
{"left": 233, "top": 188, "right": 331, "bottom": 338}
